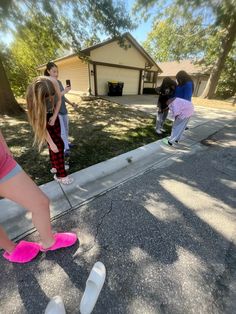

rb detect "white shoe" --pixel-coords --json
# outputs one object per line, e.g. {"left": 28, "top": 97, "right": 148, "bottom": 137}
{"left": 54, "top": 175, "right": 74, "bottom": 185}
{"left": 156, "top": 129, "right": 162, "bottom": 135}
{"left": 160, "top": 128, "right": 166, "bottom": 132}
{"left": 80, "top": 262, "right": 106, "bottom": 314}
{"left": 45, "top": 296, "right": 66, "bottom": 314}
{"left": 50, "top": 168, "right": 57, "bottom": 174}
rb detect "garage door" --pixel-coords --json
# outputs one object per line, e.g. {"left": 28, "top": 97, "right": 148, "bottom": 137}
{"left": 96, "top": 65, "right": 140, "bottom": 95}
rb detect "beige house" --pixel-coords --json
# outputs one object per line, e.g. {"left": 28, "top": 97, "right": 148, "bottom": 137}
{"left": 37, "top": 33, "right": 162, "bottom": 96}
{"left": 156, "top": 60, "right": 210, "bottom": 97}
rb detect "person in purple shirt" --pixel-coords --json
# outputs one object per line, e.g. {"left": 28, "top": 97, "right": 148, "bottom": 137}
{"left": 174, "top": 71, "right": 194, "bottom": 101}
{"left": 174, "top": 71, "right": 194, "bottom": 130}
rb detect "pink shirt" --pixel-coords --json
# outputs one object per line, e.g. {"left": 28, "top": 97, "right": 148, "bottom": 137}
{"left": 169, "top": 97, "right": 194, "bottom": 119}
{"left": 0, "top": 134, "right": 17, "bottom": 179}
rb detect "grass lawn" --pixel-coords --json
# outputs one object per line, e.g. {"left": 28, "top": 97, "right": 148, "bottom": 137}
{"left": 1, "top": 96, "right": 171, "bottom": 185}
{"left": 192, "top": 97, "right": 236, "bottom": 111}
{"left": 1, "top": 95, "right": 234, "bottom": 186}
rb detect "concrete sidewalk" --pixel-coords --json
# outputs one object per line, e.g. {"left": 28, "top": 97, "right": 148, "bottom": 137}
{"left": 0, "top": 120, "right": 235, "bottom": 314}
{"left": 1, "top": 106, "right": 235, "bottom": 241}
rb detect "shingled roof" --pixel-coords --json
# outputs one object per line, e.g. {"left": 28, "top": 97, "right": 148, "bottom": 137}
{"left": 157, "top": 60, "right": 210, "bottom": 77}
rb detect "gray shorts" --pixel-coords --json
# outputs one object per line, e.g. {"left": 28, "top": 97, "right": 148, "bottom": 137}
{"left": 0, "top": 164, "right": 22, "bottom": 184}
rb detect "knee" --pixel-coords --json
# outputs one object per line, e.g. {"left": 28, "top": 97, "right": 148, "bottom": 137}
{"left": 41, "top": 195, "right": 50, "bottom": 209}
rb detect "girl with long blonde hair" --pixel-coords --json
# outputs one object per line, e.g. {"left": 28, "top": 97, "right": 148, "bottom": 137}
{"left": 26, "top": 76, "right": 73, "bottom": 184}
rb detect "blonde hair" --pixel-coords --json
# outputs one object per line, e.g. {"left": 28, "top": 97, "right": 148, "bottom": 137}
{"left": 26, "top": 77, "right": 55, "bottom": 151}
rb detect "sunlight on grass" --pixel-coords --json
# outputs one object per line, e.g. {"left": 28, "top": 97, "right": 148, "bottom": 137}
{"left": 1, "top": 96, "right": 169, "bottom": 185}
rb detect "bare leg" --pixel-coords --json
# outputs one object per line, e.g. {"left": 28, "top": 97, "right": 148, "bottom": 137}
{"left": 0, "top": 226, "right": 16, "bottom": 253}
{"left": 0, "top": 170, "right": 55, "bottom": 249}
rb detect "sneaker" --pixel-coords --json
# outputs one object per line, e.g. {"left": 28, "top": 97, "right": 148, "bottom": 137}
{"left": 156, "top": 129, "right": 162, "bottom": 135}
{"left": 162, "top": 138, "right": 173, "bottom": 146}
{"left": 54, "top": 175, "right": 74, "bottom": 185}
{"left": 50, "top": 168, "right": 57, "bottom": 174}
{"left": 160, "top": 128, "right": 166, "bottom": 132}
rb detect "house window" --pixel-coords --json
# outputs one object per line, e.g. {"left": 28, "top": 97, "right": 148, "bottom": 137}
{"left": 144, "top": 71, "right": 156, "bottom": 83}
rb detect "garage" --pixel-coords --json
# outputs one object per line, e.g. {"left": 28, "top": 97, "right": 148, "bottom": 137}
{"left": 96, "top": 65, "right": 140, "bottom": 95}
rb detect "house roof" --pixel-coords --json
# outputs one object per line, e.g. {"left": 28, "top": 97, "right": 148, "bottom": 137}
{"left": 37, "top": 33, "right": 162, "bottom": 72}
{"left": 157, "top": 60, "right": 210, "bottom": 77}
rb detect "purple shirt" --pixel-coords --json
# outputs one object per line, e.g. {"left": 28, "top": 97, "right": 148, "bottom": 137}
{"left": 169, "top": 98, "right": 194, "bottom": 119}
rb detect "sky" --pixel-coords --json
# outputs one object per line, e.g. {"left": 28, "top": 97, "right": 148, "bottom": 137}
{"left": 125, "top": 0, "right": 154, "bottom": 44}
{"left": 130, "top": 17, "right": 153, "bottom": 44}
{"left": 1, "top": 0, "right": 154, "bottom": 47}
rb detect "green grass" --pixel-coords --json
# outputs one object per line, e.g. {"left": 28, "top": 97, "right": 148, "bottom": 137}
{"left": 1, "top": 97, "right": 171, "bottom": 185}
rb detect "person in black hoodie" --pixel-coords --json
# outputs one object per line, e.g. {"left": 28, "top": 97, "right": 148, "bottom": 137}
{"left": 155, "top": 77, "right": 177, "bottom": 134}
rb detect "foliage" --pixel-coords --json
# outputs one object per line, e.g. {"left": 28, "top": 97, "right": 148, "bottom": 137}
{"left": 0, "top": 1, "right": 134, "bottom": 48}
{"left": 3, "top": 14, "right": 65, "bottom": 97}
{"left": 135, "top": 0, "right": 236, "bottom": 98}
{"left": 0, "top": 0, "right": 134, "bottom": 114}
{"left": 216, "top": 53, "right": 236, "bottom": 99}
{"left": 143, "top": 15, "right": 207, "bottom": 62}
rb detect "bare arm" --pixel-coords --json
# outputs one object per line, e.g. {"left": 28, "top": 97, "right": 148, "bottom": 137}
{"left": 65, "top": 97, "right": 77, "bottom": 108}
{"left": 61, "top": 86, "right": 71, "bottom": 96}
{"left": 45, "top": 131, "right": 59, "bottom": 153}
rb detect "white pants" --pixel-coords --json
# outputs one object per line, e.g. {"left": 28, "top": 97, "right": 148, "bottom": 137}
{"left": 59, "top": 114, "right": 69, "bottom": 151}
{"left": 156, "top": 109, "right": 169, "bottom": 131}
{"left": 169, "top": 116, "right": 190, "bottom": 143}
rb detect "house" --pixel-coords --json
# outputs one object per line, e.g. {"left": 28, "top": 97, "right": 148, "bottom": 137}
{"left": 156, "top": 60, "right": 210, "bottom": 97}
{"left": 37, "top": 33, "right": 162, "bottom": 96}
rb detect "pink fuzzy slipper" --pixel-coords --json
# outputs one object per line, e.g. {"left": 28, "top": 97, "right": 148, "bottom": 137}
{"left": 40, "top": 232, "right": 77, "bottom": 252}
{"left": 3, "top": 241, "right": 40, "bottom": 263}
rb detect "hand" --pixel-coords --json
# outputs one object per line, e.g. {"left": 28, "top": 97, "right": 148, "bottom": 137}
{"left": 50, "top": 142, "right": 59, "bottom": 153}
{"left": 72, "top": 102, "right": 77, "bottom": 108}
{"left": 48, "top": 115, "right": 56, "bottom": 126}
{"left": 64, "top": 86, "right": 71, "bottom": 94}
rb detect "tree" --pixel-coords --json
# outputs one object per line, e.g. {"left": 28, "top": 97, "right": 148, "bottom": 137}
{"left": 0, "top": 53, "right": 24, "bottom": 115}
{"left": 0, "top": 0, "right": 134, "bottom": 115}
{"left": 200, "top": 11, "right": 236, "bottom": 98}
{"left": 134, "top": 0, "right": 236, "bottom": 98}
{"left": 143, "top": 12, "right": 206, "bottom": 62}
{"left": 4, "top": 13, "right": 66, "bottom": 97}
{"left": 215, "top": 48, "right": 236, "bottom": 99}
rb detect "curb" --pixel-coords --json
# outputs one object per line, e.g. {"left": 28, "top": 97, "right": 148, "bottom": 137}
{"left": 1, "top": 112, "right": 235, "bottom": 240}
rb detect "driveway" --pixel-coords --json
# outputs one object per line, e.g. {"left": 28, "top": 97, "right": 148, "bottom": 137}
{"left": 103, "top": 95, "right": 158, "bottom": 115}
{"left": 104, "top": 95, "right": 236, "bottom": 128}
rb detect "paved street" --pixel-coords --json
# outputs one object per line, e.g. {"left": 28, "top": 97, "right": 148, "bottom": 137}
{"left": 0, "top": 122, "right": 235, "bottom": 314}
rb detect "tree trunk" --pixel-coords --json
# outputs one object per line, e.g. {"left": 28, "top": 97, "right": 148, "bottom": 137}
{"left": 201, "top": 16, "right": 236, "bottom": 99}
{"left": 0, "top": 56, "right": 24, "bottom": 115}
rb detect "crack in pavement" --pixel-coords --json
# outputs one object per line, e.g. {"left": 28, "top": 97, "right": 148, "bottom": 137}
{"left": 80, "top": 200, "right": 114, "bottom": 254}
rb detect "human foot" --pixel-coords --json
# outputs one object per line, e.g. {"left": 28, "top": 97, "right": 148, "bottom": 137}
{"left": 3, "top": 241, "right": 40, "bottom": 263}
{"left": 40, "top": 232, "right": 77, "bottom": 252}
{"left": 54, "top": 175, "right": 73, "bottom": 185}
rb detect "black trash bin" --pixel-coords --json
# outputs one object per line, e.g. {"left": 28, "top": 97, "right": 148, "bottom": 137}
{"left": 108, "top": 81, "right": 124, "bottom": 96}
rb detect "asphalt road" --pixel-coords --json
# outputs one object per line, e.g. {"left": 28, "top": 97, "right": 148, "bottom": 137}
{"left": 0, "top": 123, "right": 235, "bottom": 314}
